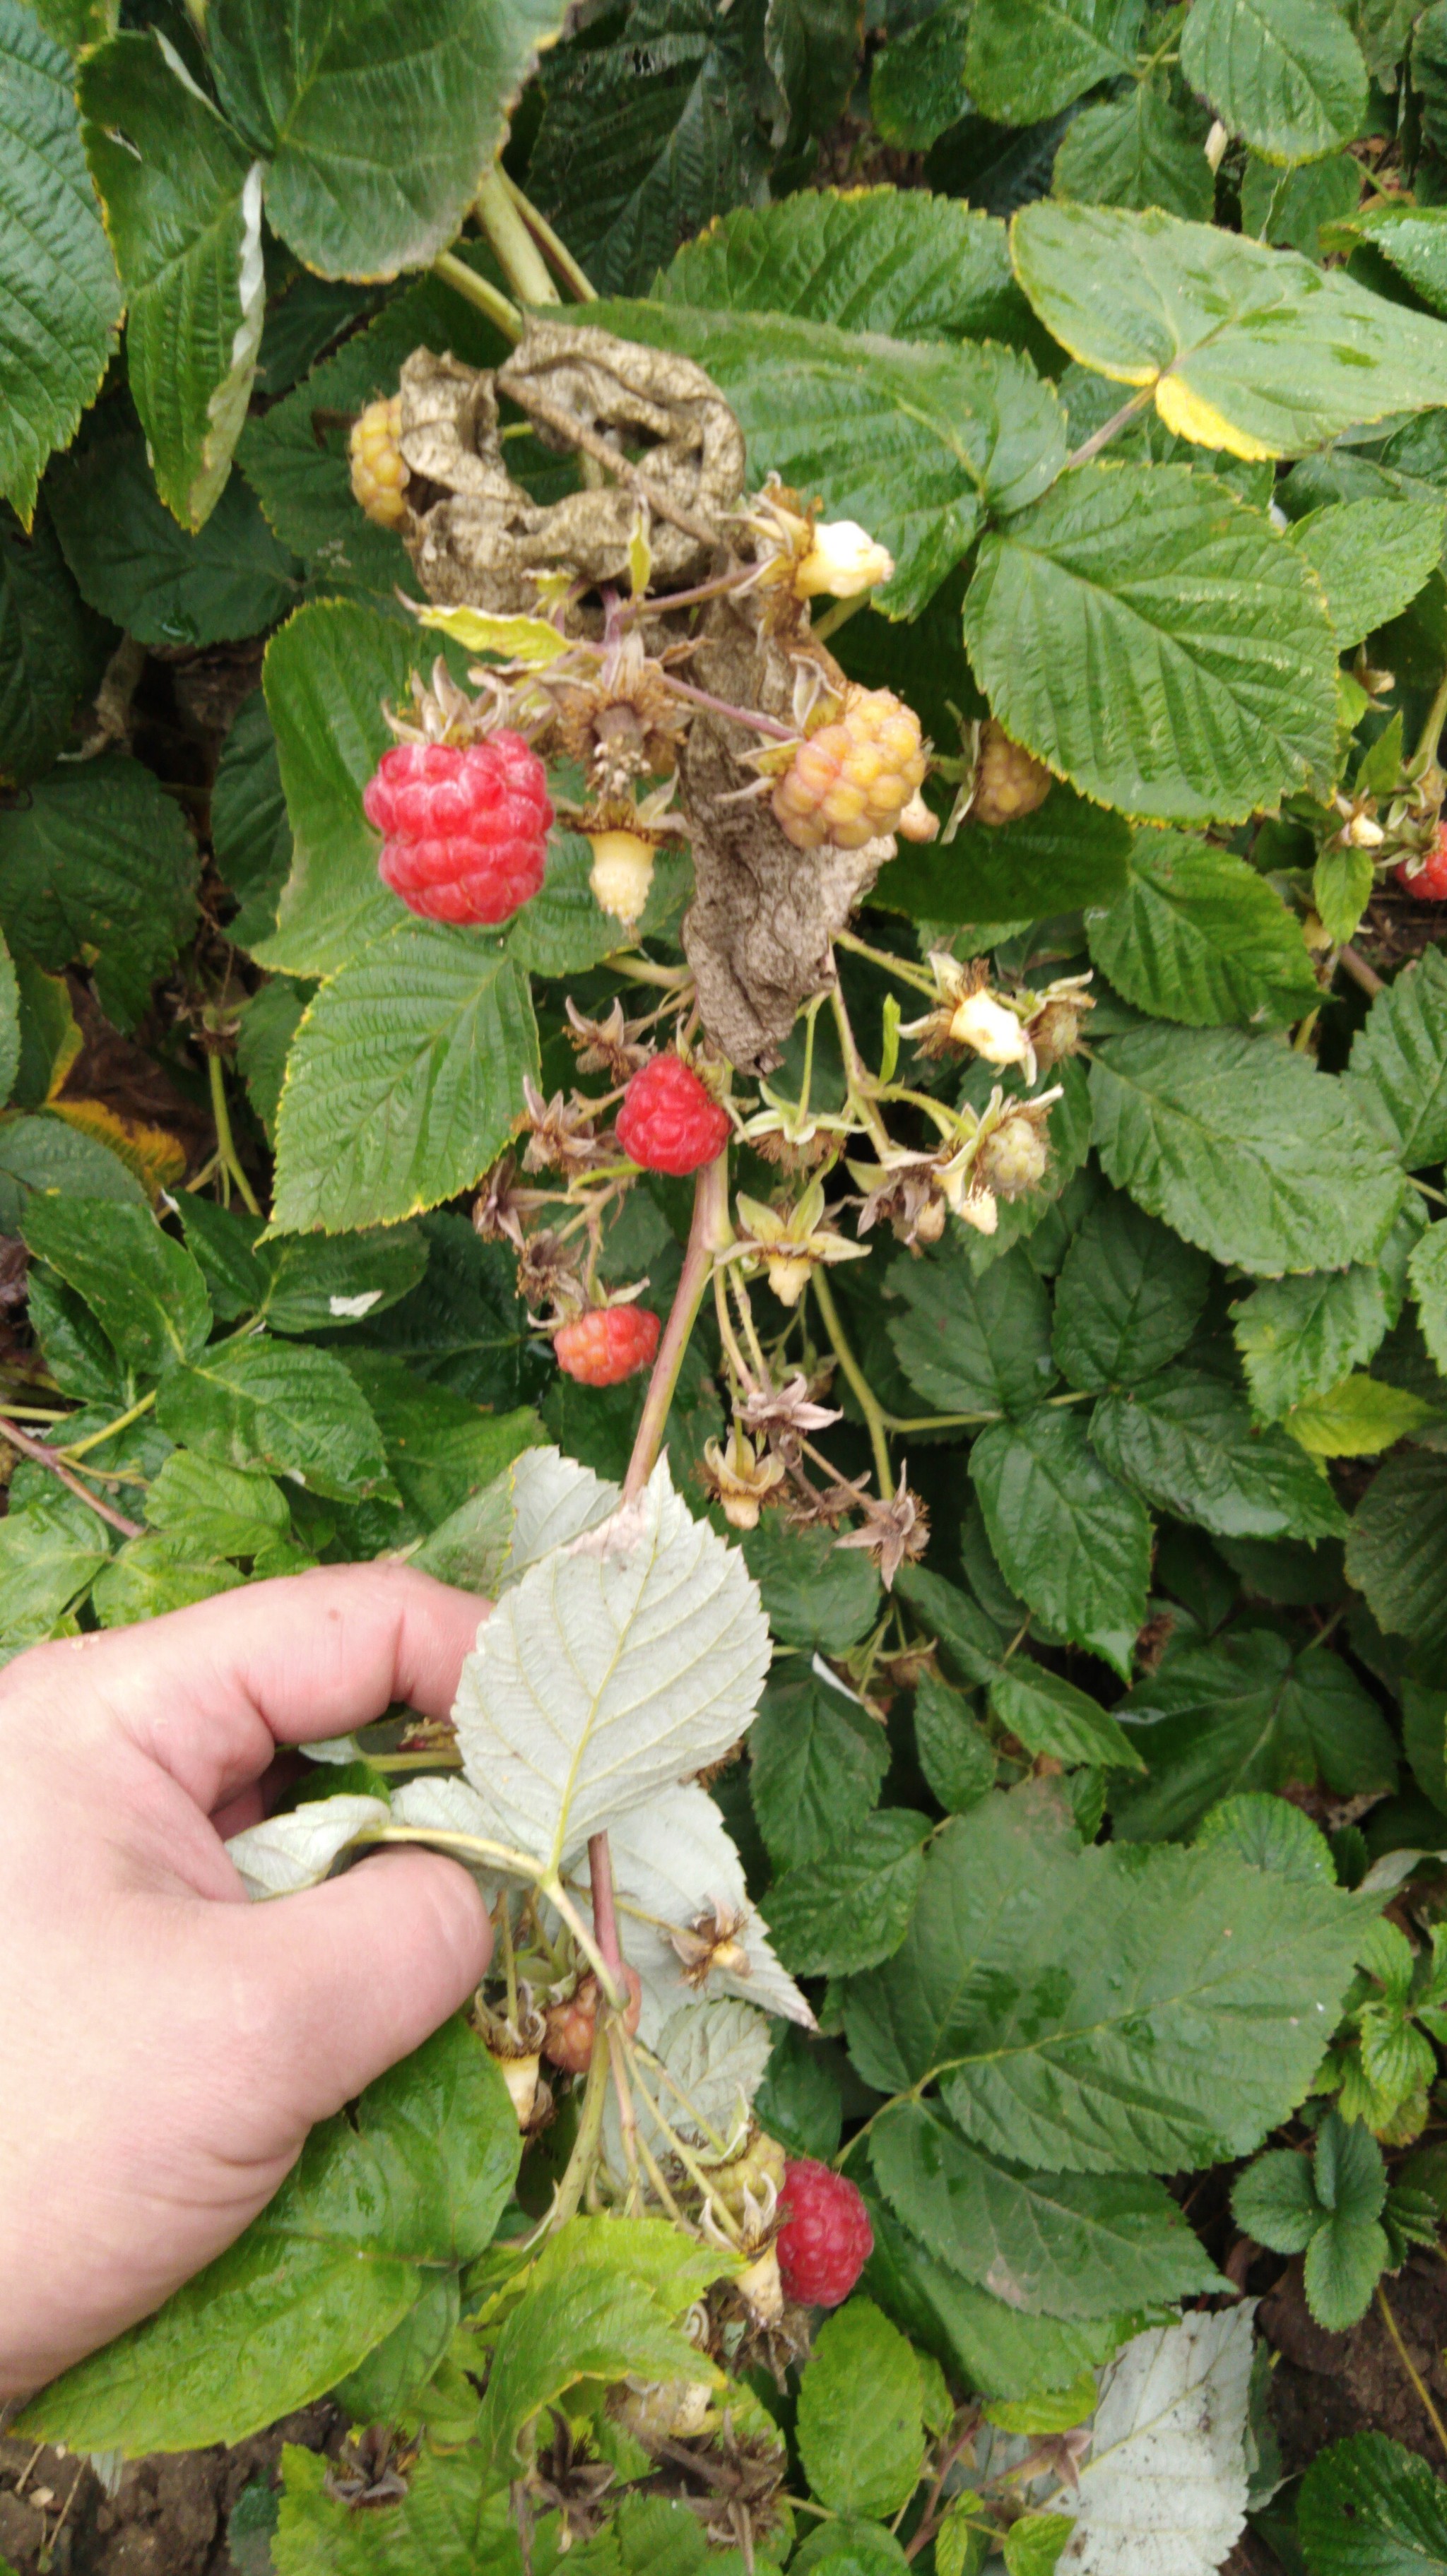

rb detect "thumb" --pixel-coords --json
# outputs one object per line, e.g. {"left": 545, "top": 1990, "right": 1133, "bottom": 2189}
{"left": 231, "top": 1848, "right": 492, "bottom": 2130}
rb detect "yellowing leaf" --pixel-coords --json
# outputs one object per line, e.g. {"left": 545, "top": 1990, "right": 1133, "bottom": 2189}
{"left": 415, "top": 603, "right": 574, "bottom": 665}
{"left": 1153, "top": 374, "right": 1276, "bottom": 461}
{"left": 1012, "top": 203, "right": 1447, "bottom": 460}
{"left": 50, "top": 1098, "right": 186, "bottom": 1199}
{"left": 1286, "top": 1374, "right": 1435, "bottom": 1458}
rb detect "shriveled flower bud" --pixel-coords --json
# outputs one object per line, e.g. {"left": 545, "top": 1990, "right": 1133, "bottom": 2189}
{"left": 795, "top": 519, "right": 895, "bottom": 600}
{"left": 1023, "top": 973, "right": 1094, "bottom": 1069}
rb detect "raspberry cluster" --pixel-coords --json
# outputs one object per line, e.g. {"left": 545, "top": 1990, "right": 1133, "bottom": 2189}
{"left": 554, "top": 1305, "right": 661, "bottom": 1386}
{"left": 364, "top": 735, "right": 553, "bottom": 926}
{"left": 773, "top": 689, "right": 926, "bottom": 852}
{"left": 349, "top": 396, "right": 408, "bottom": 529}
{"left": 774, "top": 2158, "right": 873, "bottom": 2308}
{"left": 617, "top": 1055, "right": 731, "bottom": 1177}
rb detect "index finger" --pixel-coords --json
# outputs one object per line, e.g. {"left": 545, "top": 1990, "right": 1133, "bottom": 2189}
{"left": 2, "top": 1563, "right": 488, "bottom": 1812}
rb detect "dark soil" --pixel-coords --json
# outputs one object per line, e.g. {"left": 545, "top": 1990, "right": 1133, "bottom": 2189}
{"left": 1260, "top": 2247, "right": 1447, "bottom": 2473}
{"left": 0, "top": 2405, "right": 341, "bottom": 2576}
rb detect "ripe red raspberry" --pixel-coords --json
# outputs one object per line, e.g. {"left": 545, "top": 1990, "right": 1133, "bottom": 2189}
{"left": 554, "top": 1305, "right": 661, "bottom": 1386}
{"left": 363, "top": 734, "right": 553, "bottom": 925}
{"left": 776, "top": 2159, "right": 873, "bottom": 2308}
{"left": 772, "top": 688, "right": 926, "bottom": 852}
{"left": 1396, "top": 822, "right": 1447, "bottom": 899}
{"left": 616, "top": 1055, "right": 731, "bottom": 1176}
{"left": 543, "top": 1967, "right": 642, "bottom": 2073}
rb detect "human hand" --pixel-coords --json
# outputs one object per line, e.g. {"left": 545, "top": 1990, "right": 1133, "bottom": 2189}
{"left": 0, "top": 1565, "right": 492, "bottom": 2401}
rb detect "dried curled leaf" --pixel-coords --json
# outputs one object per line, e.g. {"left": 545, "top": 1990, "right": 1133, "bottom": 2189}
{"left": 399, "top": 325, "right": 745, "bottom": 609}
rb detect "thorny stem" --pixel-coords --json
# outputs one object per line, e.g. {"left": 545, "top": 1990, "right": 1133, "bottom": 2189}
{"left": 61, "top": 1388, "right": 157, "bottom": 1461}
{"left": 0, "top": 1416, "right": 143, "bottom": 1537}
{"left": 474, "top": 162, "right": 558, "bottom": 307}
{"left": 624, "top": 1149, "right": 732, "bottom": 1502}
{"left": 432, "top": 248, "right": 523, "bottom": 341}
{"left": 498, "top": 167, "right": 598, "bottom": 303}
{"left": 208, "top": 1052, "right": 261, "bottom": 1217}
{"left": 811, "top": 1267, "right": 894, "bottom": 1502}
{"left": 1376, "top": 2282, "right": 1447, "bottom": 2465}
{"left": 1066, "top": 386, "right": 1154, "bottom": 470}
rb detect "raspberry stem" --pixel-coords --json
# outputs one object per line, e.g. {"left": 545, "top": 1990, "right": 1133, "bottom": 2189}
{"left": 834, "top": 927, "right": 940, "bottom": 997}
{"left": 430, "top": 249, "right": 522, "bottom": 343}
{"left": 622, "top": 1148, "right": 733, "bottom": 1502}
{"left": 1065, "top": 386, "right": 1154, "bottom": 469}
{"left": 548, "top": 2028, "right": 614, "bottom": 2227}
{"left": 810, "top": 1268, "right": 894, "bottom": 1502}
{"left": 589, "top": 1832, "right": 623, "bottom": 1983}
{"left": 661, "top": 675, "right": 798, "bottom": 742}
{"left": 206, "top": 1052, "right": 261, "bottom": 1217}
{"left": 497, "top": 168, "right": 598, "bottom": 304}
{"left": 474, "top": 162, "right": 558, "bottom": 308}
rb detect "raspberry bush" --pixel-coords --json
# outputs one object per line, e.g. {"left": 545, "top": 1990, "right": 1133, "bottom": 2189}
{"left": 6, "top": 4, "right": 1447, "bottom": 2570}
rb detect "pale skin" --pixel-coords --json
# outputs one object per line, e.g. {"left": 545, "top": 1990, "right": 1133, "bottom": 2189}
{"left": 0, "top": 1565, "right": 495, "bottom": 2402}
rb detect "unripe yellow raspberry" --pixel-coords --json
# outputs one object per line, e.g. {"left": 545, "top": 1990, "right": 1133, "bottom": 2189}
{"left": 772, "top": 689, "right": 927, "bottom": 852}
{"left": 349, "top": 396, "right": 408, "bottom": 528}
{"left": 588, "top": 829, "right": 655, "bottom": 925}
{"left": 979, "top": 1115, "right": 1049, "bottom": 1199}
{"left": 972, "top": 719, "right": 1052, "bottom": 825}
